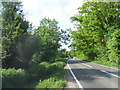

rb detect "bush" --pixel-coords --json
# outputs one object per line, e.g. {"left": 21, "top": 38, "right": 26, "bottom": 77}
{"left": 1, "top": 68, "right": 27, "bottom": 88}
{"left": 47, "top": 61, "right": 66, "bottom": 75}
{"left": 27, "top": 63, "right": 46, "bottom": 81}
{"left": 54, "top": 58, "right": 68, "bottom": 63}
{"left": 40, "top": 62, "right": 50, "bottom": 68}
{"left": 35, "top": 61, "right": 66, "bottom": 89}
{"left": 52, "top": 61, "right": 66, "bottom": 68}
{"left": 1, "top": 59, "right": 67, "bottom": 88}
{"left": 36, "top": 70, "right": 66, "bottom": 88}
{"left": 36, "top": 78, "right": 66, "bottom": 88}
{"left": 47, "top": 64, "right": 57, "bottom": 75}
{"left": 52, "top": 70, "right": 65, "bottom": 79}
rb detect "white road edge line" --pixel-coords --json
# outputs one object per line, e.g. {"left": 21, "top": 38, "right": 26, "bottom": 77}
{"left": 82, "top": 63, "right": 92, "bottom": 68}
{"left": 79, "top": 60, "right": 119, "bottom": 71}
{"left": 101, "top": 70, "right": 120, "bottom": 78}
{"left": 67, "top": 61, "right": 84, "bottom": 90}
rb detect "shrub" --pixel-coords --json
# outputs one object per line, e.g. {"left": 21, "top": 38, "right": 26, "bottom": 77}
{"left": 1, "top": 68, "right": 27, "bottom": 88}
{"left": 52, "top": 70, "right": 65, "bottom": 79}
{"left": 26, "top": 63, "right": 46, "bottom": 81}
{"left": 47, "top": 64, "right": 57, "bottom": 75}
{"left": 52, "top": 61, "right": 66, "bottom": 69}
{"left": 36, "top": 78, "right": 55, "bottom": 88}
{"left": 36, "top": 70, "right": 66, "bottom": 88}
{"left": 46, "top": 61, "right": 65, "bottom": 75}
{"left": 36, "top": 78, "right": 66, "bottom": 88}
{"left": 35, "top": 61, "right": 66, "bottom": 89}
{"left": 40, "top": 62, "right": 50, "bottom": 68}
{"left": 54, "top": 58, "right": 68, "bottom": 63}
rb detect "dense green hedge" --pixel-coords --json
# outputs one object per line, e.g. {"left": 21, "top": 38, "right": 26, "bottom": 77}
{"left": 54, "top": 58, "right": 68, "bottom": 63}
{"left": 1, "top": 59, "right": 67, "bottom": 88}
{"left": 27, "top": 63, "right": 47, "bottom": 81}
{"left": 36, "top": 61, "right": 66, "bottom": 88}
{"left": 1, "top": 68, "right": 27, "bottom": 88}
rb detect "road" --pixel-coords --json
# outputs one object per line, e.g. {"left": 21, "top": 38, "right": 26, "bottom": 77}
{"left": 66, "top": 59, "right": 120, "bottom": 90}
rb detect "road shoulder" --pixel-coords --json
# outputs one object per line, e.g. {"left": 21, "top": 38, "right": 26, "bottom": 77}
{"left": 64, "top": 65, "right": 79, "bottom": 88}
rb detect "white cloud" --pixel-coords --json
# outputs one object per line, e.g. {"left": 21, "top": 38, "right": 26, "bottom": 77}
{"left": 22, "top": 0, "right": 40, "bottom": 11}
{"left": 64, "top": 0, "right": 84, "bottom": 14}
{"left": 43, "top": 7, "right": 62, "bottom": 20}
{"left": 25, "top": 15, "right": 40, "bottom": 27}
{"left": 22, "top": 0, "right": 84, "bottom": 29}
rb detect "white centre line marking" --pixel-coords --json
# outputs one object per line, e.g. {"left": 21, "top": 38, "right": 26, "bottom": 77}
{"left": 82, "top": 63, "right": 92, "bottom": 68}
{"left": 101, "top": 70, "right": 120, "bottom": 78}
{"left": 67, "top": 61, "right": 84, "bottom": 90}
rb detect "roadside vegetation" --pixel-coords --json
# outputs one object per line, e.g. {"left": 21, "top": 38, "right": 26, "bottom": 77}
{"left": 1, "top": 1, "right": 120, "bottom": 89}
{"left": 36, "top": 59, "right": 67, "bottom": 88}
{"left": 1, "top": 58, "right": 67, "bottom": 88}
{"left": 69, "top": 1, "right": 120, "bottom": 69}
{"left": 82, "top": 59, "right": 120, "bottom": 69}
{"left": 1, "top": 2, "right": 69, "bottom": 88}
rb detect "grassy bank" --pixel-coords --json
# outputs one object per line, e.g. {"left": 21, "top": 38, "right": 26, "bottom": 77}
{"left": 81, "top": 59, "right": 120, "bottom": 69}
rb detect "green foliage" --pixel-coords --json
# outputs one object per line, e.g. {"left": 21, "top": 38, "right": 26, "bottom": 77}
{"left": 1, "top": 2, "right": 30, "bottom": 68}
{"left": 2, "top": 58, "right": 67, "bottom": 88}
{"left": 40, "top": 62, "right": 50, "bottom": 67}
{"left": 70, "top": 2, "right": 120, "bottom": 66}
{"left": 1, "top": 68, "right": 27, "bottom": 88}
{"left": 36, "top": 78, "right": 66, "bottom": 88}
{"left": 35, "top": 59, "right": 66, "bottom": 88}
{"left": 1, "top": 3, "right": 68, "bottom": 69}
{"left": 51, "top": 61, "right": 66, "bottom": 69}
{"left": 67, "top": 50, "right": 76, "bottom": 58}
{"left": 1, "top": 1, "right": 67, "bottom": 89}
{"left": 36, "top": 66, "right": 66, "bottom": 88}
{"left": 41, "top": 61, "right": 66, "bottom": 75}
{"left": 54, "top": 58, "right": 68, "bottom": 63}
{"left": 34, "top": 18, "right": 66, "bottom": 62}
{"left": 26, "top": 63, "right": 47, "bottom": 81}
{"left": 27, "top": 60, "right": 66, "bottom": 82}
{"left": 58, "top": 49, "right": 69, "bottom": 58}
{"left": 36, "top": 77, "right": 66, "bottom": 88}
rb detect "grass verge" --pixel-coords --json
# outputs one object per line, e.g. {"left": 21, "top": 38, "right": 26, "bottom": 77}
{"left": 82, "top": 59, "right": 120, "bottom": 69}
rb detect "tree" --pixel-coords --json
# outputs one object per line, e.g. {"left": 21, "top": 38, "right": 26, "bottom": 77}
{"left": 58, "top": 49, "right": 69, "bottom": 58}
{"left": 70, "top": 1, "right": 120, "bottom": 64}
{"left": 34, "top": 18, "right": 64, "bottom": 62}
{"left": 1, "top": 2, "right": 30, "bottom": 68}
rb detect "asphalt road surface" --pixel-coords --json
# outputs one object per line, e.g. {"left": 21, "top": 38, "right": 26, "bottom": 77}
{"left": 67, "top": 59, "right": 120, "bottom": 90}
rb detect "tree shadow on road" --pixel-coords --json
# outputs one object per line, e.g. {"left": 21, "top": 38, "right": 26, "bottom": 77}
{"left": 71, "top": 68, "right": 112, "bottom": 83}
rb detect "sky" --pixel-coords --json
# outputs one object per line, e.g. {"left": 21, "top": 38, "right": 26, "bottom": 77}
{"left": 21, "top": 0, "right": 84, "bottom": 50}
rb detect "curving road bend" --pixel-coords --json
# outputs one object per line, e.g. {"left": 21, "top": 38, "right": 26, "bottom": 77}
{"left": 67, "top": 59, "right": 120, "bottom": 90}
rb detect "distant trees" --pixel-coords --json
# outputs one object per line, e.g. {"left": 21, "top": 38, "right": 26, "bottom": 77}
{"left": 34, "top": 18, "right": 66, "bottom": 62}
{"left": 58, "top": 49, "right": 69, "bottom": 58}
{"left": 70, "top": 2, "right": 120, "bottom": 64}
